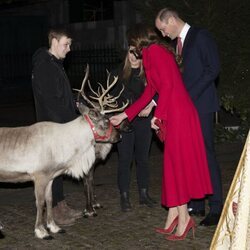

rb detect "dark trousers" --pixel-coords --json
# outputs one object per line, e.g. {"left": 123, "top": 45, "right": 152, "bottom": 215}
{"left": 189, "top": 112, "right": 223, "bottom": 214}
{"left": 117, "top": 117, "right": 152, "bottom": 193}
{"left": 52, "top": 175, "right": 65, "bottom": 207}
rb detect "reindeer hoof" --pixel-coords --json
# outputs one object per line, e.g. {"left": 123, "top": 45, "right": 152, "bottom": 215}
{"left": 35, "top": 228, "right": 52, "bottom": 239}
{"left": 93, "top": 203, "right": 103, "bottom": 209}
{"left": 83, "top": 213, "right": 89, "bottom": 218}
{"left": 83, "top": 208, "right": 98, "bottom": 218}
{"left": 0, "top": 231, "right": 5, "bottom": 239}
{"left": 58, "top": 228, "right": 66, "bottom": 234}
{"left": 83, "top": 212, "right": 97, "bottom": 218}
{"left": 43, "top": 235, "right": 54, "bottom": 240}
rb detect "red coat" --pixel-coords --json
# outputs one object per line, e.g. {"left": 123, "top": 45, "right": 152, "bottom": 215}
{"left": 125, "top": 44, "right": 212, "bottom": 207}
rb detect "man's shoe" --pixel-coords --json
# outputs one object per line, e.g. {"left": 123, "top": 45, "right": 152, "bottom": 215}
{"left": 59, "top": 200, "right": 82, "bottom": 219}
{"left": 199, "top": 213, "right": 221, "bottom": 226}
{"left": 53, "top": 205, "right": 76, "bottom": 226}
{"left": 120, "top": 192, "right": 132, "bottom": 212}
{"left": 188, "top": 208, "right": 205, "bottom": 217}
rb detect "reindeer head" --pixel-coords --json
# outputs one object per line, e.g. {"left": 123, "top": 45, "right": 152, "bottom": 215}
{"left": 77, "top": 102, "right": 120, "bottom": 143}
{"left": 74, "top": 65, "right": 130, "bottom": 143}
{"left": 74, "top": 64, "right": 129, "bottom": 115}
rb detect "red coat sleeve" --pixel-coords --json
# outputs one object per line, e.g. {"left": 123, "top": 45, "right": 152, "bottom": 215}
{"left": 147, "top": 45, "right": 177, "bottom": 121}
{"left": 125, "top": 83, "right": 156, "bottom": 121}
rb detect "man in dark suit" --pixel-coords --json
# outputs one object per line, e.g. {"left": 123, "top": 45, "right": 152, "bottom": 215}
{"left": 32, "top": 27, "right": 82, "bottom": 225}
{"left": 155, "top": 8, "right": 223, "bottom": 226}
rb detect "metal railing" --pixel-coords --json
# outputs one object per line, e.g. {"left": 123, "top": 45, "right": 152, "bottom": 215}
{"left": 0, "top": 44, "right": 123, "bottom": 89}
{"left": 65, "top": 44, "right": 123, "bottom": 88}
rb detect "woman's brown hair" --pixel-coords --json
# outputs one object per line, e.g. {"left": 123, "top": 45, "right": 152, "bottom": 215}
{"left": 121, "top": 50, "right": 144, "bottom": 82}
{"left": 126, "top": 23, "right": 182, "bottom": 67}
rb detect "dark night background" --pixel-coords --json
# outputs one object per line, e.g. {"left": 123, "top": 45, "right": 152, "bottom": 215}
{"left": 0, "top": 0, "right": 249, "bottom": 140}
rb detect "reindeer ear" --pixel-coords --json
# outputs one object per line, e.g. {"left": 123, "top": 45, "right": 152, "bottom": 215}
{"left": 78, "top": 103, "right": 90, "bottom": 115}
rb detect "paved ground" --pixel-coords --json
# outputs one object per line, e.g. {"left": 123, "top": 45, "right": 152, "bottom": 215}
{"left": 0, "top": 99, "right": 244, "bottom": 249}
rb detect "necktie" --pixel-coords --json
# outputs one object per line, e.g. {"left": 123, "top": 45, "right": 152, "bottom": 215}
{"left": 177, "top": 37, "right": 182, "bottom": 55}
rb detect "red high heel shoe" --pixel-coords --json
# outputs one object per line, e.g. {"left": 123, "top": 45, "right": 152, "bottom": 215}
{"left": 155, "top": 216, "right": 178, "bottom": 234}
{"left": 166, "top": 217, "right": 195, "bottom": 241}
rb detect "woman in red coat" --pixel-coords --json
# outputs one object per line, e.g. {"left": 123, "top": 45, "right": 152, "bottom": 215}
{"left": 110, "top": 25, "right": 213, "bottom": 241}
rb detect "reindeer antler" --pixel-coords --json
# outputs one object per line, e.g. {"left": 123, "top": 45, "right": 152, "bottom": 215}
{"left": 74, "top": 65, "right": 129, "bottom": 114}
{"left": 73, "top": 64, "right": 99, "bottom": 109}
{"left": 88, "top": 71, "right": 129, "bottom": 114}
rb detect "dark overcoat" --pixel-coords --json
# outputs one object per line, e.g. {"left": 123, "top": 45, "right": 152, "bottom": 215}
{"left": 32, "top": 47, "right": 78, "bottom": 123}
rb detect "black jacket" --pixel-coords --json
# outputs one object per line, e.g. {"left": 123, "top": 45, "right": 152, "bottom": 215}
{"left": 181, "top": 27, "right": 220, "bottom": 113}
{"left": 32, "top": 47, "right": 78, "bottom": 123}
{"left": 110, "top": 64, "right": 158, "bottom": 108}
{"left": 110, "top": 65, "right": 145, "bottom": 107}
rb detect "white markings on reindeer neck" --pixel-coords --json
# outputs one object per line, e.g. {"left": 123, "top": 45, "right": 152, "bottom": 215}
{"left": 64, "top": 139, "right": 96, "bottom": 179}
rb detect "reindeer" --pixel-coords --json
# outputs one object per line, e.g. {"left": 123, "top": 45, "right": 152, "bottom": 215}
{"left": 73, "top": 65, "right": 130, "bottom": 217}
{"left": 0, "top": 66, "right": 124, "bottom": 240}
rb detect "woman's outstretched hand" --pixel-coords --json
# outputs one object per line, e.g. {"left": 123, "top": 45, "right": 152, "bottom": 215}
{"left": 109, "top": 112, "right": 128, "bottom": 126}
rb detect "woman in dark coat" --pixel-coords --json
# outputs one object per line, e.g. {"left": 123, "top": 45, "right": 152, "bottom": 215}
{"left": 110, "top": 45, "right": 156, "bottom": 212}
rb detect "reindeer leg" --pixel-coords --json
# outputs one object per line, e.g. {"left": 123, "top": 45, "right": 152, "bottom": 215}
{"left": 45, "top": 179, "right": 65, "bottom": 234}
{"left": 34, "top": 178, "right": 52, "bottom": 240}
{"left": 83, "top": 168, "right": 97, "bottom": 218}
{"left": 0, "top": 221, "right": 4, "bottom": 239}
{"left": 90, "top": 168, "right": 102, "bottom": 210}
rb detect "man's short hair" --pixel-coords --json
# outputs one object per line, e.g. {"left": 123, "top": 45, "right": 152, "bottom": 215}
{"left": 48, "top": 26, "right": 72, "bottom": 47}
{"left": 157, "top": 8, "right": 180, "bottom": 22}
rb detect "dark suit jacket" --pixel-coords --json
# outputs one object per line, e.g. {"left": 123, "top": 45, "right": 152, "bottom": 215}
{"left": 181, "top": 27, "right": 220, "bottom": 114}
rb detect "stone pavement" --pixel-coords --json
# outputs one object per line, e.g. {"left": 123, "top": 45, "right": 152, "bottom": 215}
{"left": 0, "top": 100, "right": 244, "bottom": 249}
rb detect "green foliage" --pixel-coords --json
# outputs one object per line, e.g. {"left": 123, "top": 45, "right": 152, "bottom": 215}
{"left": 131, "top": 0, "right": 250, "bottom": 141}
{"left": 214, "top": 123, "right": 248, "bottom": 143}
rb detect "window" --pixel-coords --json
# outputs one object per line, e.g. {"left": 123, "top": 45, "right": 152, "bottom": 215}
{"left": 69, "top": 0, "right": 114, "bottom": 23}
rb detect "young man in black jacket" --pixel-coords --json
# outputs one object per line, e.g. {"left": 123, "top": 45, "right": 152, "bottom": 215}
{"left": 32, "top": 27, "right": 82, "bottom": 225}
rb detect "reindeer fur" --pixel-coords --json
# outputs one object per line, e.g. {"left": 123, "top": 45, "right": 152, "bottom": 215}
{"left": 0, "top": 105, "right": 119, "bottom": 239}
